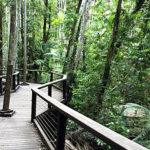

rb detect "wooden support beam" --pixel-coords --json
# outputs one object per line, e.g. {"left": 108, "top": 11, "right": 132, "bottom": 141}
{"left": 31, "top": 91, "right": 37, "bottom": 122}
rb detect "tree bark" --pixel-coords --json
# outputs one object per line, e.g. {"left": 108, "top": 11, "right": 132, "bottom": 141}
{"left": 62, "top": 0, "right": 82, "bottom": 74}
{"left": 82, "top": 37, "right": 87, "bottom": 72}
{"left": 23, "top": 0, "right": 27, "bottom": 83}
{"left": 98, "top": 0, "right": 122, "bottom": 104}
{"left": 70, "top": 0, "right": 88, "bottom": 71}
{"left": 21, "top": 0, "right": 24, "bottom": 68}
{"left": 3, "top": 0, "right": 17, "bottom": 110}
{"left": 43, "top": 0, "right": 48, "bottom": 43}
{"left": 70, "top": 17, "right": 82, "bottom": 71}
{"left": 0, "top": 3, "right": 3, "bottom": 75}
{"left": 67, "top": 0, "right": 89, "bottom": 101}
{"left": 75, "top": 0, "right": 92, "bottom": 70}
{"left": 45, "top": 6, "right": 51, "bottom": 42}
{"left": 13, "top": 0, "right": 20, "bottom": 70}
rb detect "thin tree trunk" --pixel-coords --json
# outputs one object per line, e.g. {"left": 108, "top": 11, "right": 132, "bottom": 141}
{"left": 70, "top": 17, "right": 82, "bottom": 71}
{"left": 70, "top": 0, "right": 88, "bottom": 71}
{"left": 23, "top": 0, "right": 27, "bottom": 83}
{"left": 13, "top": 0, "right": 20, "bottom": 70}
{"left": 0, "top": 3, "right": 3, "bottom": 75}
{"left": 98, "top": 0, "right": 122, "bottom": 104}
{"left": 82, "top": 37, "right": 87, "bottom": 72}
{"left": 21, "top": 0, "right": 24, "bottom": 70}
{"left": 75, "top": 0, "right": 92, "bottom": 70}
{"left": 66, "top": 0, "right": 89, "bottom": 101}
{"left": 62, "top": 0, "right": 82, "bottom": 74}
{"left": 67, "top": 16, "right": 83, "bottom": 101}
{"left": 45, "top": 6, "right": 51, "bottom": 42}
{"left": 3, "top": 0, "right": 17, "bottom": 111}
{"left": 43, "top": 0, "right": 48, "bottom": 43}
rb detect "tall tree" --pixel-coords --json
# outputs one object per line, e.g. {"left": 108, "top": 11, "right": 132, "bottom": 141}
{"left": 43, "top": 0, "right": 48, "bottom": 43}
{"left": 66, "top": 0, "right": 89, "bottom": 101}
{"left": 75, "top": 0, "right": 92, "bottom": 70}
{"left": 13, "top": 0, "right": 21, "bottom": 69}
{"left": 1, "top": 0, "right": 17, "bottom": 115}
{"left": 23, "top": 0, "right": 27, "bottom": 84}
{"left": 62, "top": 0, "right": 82, "bottom": 73}
{"left": 98, "top": 0, "right": 122, "bottom": 104}
{"left": 0, "top": 2, "right": 3, "bottom": 75}
{"left": 70, "top": 0, "right": 88, "bottom": 71}
{"left": 21, "top": 0, "right": 24, "bottom": 68}
{"left": 43, "top": 0, "right": 51, "bottom": 43}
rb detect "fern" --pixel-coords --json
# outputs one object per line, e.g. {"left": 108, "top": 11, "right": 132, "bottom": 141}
{"left": 133, "top": 127, "right": 150, "bottom": 142}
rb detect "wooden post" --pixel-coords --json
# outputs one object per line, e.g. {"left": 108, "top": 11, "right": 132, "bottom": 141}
{"left": 31, "top": 91, "right": 37, "bottom": 122}
{"left": 48, "top": 73, "right": 53, "bottom": 108}
{"left": 13, "top": 74, "right": 16, "bottom": 91}
{"left": 63, "top": 80, "right": 67, "bottom": 104}
{"left": 34, "top": 71, "right": 38, "bottom": 83}
{"left": 48, "top": 72, "right": 53, "bottom": 96}
{"left": 17, "top": 73, "right": 20, "bottom": 86}
{"left": 56, "top": 113, "right": 67, "bottom": 150}
{"left": 0, "top": 77, "right": 2, "bottom": 95}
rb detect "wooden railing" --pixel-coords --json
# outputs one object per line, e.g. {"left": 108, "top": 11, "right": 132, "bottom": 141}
{"left": 31, "top": 71, "right": 148, "bottom": 150}
{"left": 16, "top": 69, "right": 63, "bottom": 87}
{"left": 0, "top": 72, "right": 20, "bottom": 95}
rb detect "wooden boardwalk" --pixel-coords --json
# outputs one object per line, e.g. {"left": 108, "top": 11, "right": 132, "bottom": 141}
{"left": 0, "top": 83, "right": 63, "bottom": 150}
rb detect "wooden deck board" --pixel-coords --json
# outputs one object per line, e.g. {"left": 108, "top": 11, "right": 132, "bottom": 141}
{"left": 0, "top": 83, "right": 62, "bottom": 150}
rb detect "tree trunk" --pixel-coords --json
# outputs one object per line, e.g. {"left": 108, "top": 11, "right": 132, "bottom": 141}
{"left": 82, "top": 37, "right": 87, "bottom": 72}
{"left": 98, "top": 0, "right": 122, "bottom": 104}
{"left": 67, "top": 0, "right": 89, "bottom": 101}
{"left": 70, "top": 0, "right": 88, "bottom": 71}
{"left": 21, "top": 0, "right": 24, "bottom": 70}
{"left": 43, "top": 0, "right": 48, "bottom": 43}
{"left": 70, "top": 17, "right": 82, "bottom": 71}
{"left": 75, "top": 0, "right": 92, "bottom": 70}
{"left": 23, "top": 0, "right": 27, "bottom": 84}
{"left": 13, "top": 0, "right": 20, "bottom": 70}
{"left": 0, "top": 3, "right": 3, "bottom": 75}
{"left": 62, "top": 0, "right": 82, "bottom": 74}
{"left": 45, "top": 7, "right": 51, "bottom": 42}
{"left": 3, "top": 0, "right": 17, "bottom": 111}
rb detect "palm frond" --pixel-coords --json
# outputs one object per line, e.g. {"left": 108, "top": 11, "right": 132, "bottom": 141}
{"left": 133, "top": 127, "right": 150, "bottom": 142}
{"left": 123, "top": 103, "right": 150, "bottom": 115}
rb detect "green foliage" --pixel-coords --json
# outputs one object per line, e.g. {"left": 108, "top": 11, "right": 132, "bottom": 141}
{"left": 133, "top": 0, "right": 145, "bottom": 14}
{"left": 2, "top": 0, "right": 150, "bottom": 148}
{"left": 123, "top": 103, "right": 150, "bottom": 148}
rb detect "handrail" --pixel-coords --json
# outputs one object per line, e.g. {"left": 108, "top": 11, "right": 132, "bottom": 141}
{"left": 37, "top": 76, "right": 67, "bottom": 89}
{"left": 0, "top": 75, "right": 6, "bottom": 78}
{"left": 31, "top": 71, "right": 148, "bottom": 150}
{"left": 0, "top": 72, "right": 20, "bottom": 95}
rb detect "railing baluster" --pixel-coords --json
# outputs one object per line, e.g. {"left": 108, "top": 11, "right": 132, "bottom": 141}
{"left": 31, "top": 91, "right": 37, "bottom": 122}
{"left": 56, "top": 113, "right": 67, "bottom": 150}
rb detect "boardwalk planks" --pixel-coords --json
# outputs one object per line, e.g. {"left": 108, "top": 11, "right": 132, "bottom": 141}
{"left": 0, "top": 83, "right": 63, "bottom": 150}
